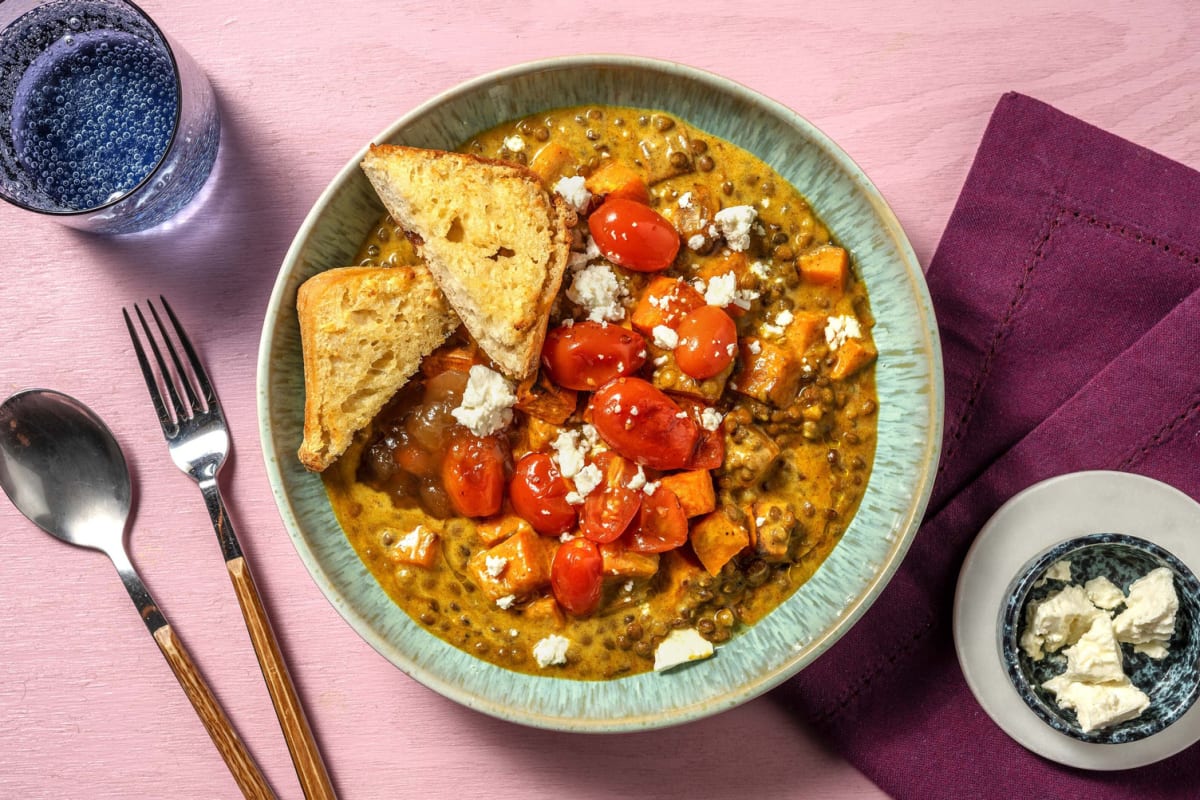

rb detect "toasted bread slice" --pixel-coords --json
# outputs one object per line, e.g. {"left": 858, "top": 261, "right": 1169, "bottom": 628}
{"left": 296, "top": 265, "right": 459, "bottom": 472}
{"left": 360, "top": 145, "right": 574, "bottom": 379}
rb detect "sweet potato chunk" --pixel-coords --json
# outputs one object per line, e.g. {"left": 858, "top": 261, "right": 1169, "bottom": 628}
{"left": 599, "top": 541, "right": 661, "bottom": 580}
{"left": 631, "top": 276, "right": 704, "bottom": 334}
{"left": 733, "top": 338, "right": 802, "bottom": 407}
{"left": 798, "top": 245, "right": 849, "bottom": 293}
{"left": 475, "top": 515, "right": 533, "bottom": 547}
{"left": 659, "top": 470, "right": 716, "bottom": 518}
{"left": 830, "top": 338, "right": 878, "bottom": 380}
{"left": 467, "top": 528, "right": 552, "bottom": 602}
{"left": 382, "top": 525, "right": 439, "bottom": 568}
{"left": 690, "top": 512, "right": 750, "bottom": 576}
{"left": 516, "top": 371, "right": 577, "bottom": 424}
{"left": 522, "top": 595, "right": 566, "bottom": 629}
{"left": 655, "top": 548, "right": 706, "bottom": 612}
{"left": 419, "top": 346, "right": 483, "bottom": 378}
{"left": 662, "top": 184, "right": 718, "bottom": 240}
{"left": 529, "top": 142, "right": 575, "bottom": 185}
{"left": 585, "top": 159, "right": 649, "bottom": 204}
{"left": 783, "top": 312, "right": 826, "bottom": 355}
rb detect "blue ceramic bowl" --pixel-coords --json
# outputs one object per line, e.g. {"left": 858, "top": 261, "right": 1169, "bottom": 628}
{"left": 1001, "top": 533, "right": 1200, "bottom": 744}
{"left": 257, "top": 56, "right": 943, "bottom": 731}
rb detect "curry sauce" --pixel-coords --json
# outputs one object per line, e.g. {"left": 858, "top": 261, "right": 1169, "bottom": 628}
{"left": 321, "top": 105, "right": 878, "bottom": 680}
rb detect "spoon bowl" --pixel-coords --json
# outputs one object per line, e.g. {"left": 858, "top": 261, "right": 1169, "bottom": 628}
{"left": 0, "top": 389, "right": 131, "bottom": 553}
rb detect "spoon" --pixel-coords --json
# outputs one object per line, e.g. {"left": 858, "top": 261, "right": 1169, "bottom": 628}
{"left": 0, "top": 389, "right": 275, "bottom": 800}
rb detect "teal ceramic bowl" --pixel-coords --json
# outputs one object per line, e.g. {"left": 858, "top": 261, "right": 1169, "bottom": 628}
{"left": 257, "top": 55, "right": 943, "bottom": 731}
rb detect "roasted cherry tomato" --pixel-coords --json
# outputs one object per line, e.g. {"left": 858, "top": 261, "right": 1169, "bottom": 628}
{"left": 587, "top": 378, "right": 700, "bottom": 471}
{"left": 581, "top": 451, "right": 642, "bottom": 543}
{"left": 674, "top": 306, "right": 737, "bottom": 379}
{"left": 588, "top": 198, "right": 680, "bottom": 272}
{"left": 625, "top": 485, "right": 688, "bottom": 553}
{"left": 672, "top": 397, "right": 726, "bottom": 470}
{"left": 510, "top": 452, "right": 577, "bottom": 535}
{"left": 541, "top": 321, "right": 647, "bottom": 391}
{"left": 551, "top": 537, "right": 604, "bottom": 616}
{"left": 441, "top": 433, "right": 506, "bottom": 517}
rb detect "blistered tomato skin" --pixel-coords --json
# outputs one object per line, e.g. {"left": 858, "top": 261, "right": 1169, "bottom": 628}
{"left": 510, "top": 453, "right": 577, "bottom": 535}
{"left": 588, "top": 198, "right": 681, "bottom": 272}
{"left": 674, "top": 306, "right": 738, "bottom": 379}
{"left": 541, "top": 321, "right": 648, "bottom": 391}
{"left": 580, "top": 451, "right": 641, "bottom": 543}
{"left": 551, "top": 538, "right": 604, "bottom": 616}
{"left": 442, "top": 433, "right": 506, "bottom": 518}
{"left": 587, "top": 378, "right": 700, "bottom": 471}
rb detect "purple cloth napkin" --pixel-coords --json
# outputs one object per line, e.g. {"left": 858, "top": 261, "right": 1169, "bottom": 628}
{"left": 776, "top": 93, "right": 1200, "bottom": 798}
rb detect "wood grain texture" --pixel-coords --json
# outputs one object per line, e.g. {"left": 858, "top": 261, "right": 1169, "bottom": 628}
{"left": 151, "top": 625, "right": 275, "bottom": 799}
{"left": 3, "top": 0, "right": 1200, "bottom": 798}
{"left": 227, "top": 557, "right": 336, "bottom": 800}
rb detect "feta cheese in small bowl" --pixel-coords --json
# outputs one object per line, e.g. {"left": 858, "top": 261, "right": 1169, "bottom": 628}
{"left": 1000, "top": 533, "right": 1200, "bottom": 744}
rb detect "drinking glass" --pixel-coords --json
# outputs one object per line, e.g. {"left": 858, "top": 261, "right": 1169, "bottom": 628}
{"left": 0, "top": 0, "right": 219, "bottom": 234}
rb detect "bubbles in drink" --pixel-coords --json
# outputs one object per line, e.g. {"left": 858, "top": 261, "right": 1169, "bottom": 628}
{"left": 10, "top": 28, "right": 177, "bottom": 210}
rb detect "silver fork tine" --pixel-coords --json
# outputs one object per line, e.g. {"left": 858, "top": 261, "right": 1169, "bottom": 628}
{"left": 123, "top": 307, "right": 175, "bottom": 433}
{"left": 132, "top": 303, "right": 187, "bottom": 424}
{"left": 146, "top": 298, "right": 201, "bottom": 413}
{"left": 158, "top": 295, "right": 218, "bottom": 412}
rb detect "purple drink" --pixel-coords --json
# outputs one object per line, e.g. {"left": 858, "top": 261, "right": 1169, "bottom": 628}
{"left": 11, "top": 28, "right": 177, "bottom": 210}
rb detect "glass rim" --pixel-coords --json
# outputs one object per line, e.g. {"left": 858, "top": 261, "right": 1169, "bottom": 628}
{"left": 0, "top": 0, "right": 185, "bottom": 218}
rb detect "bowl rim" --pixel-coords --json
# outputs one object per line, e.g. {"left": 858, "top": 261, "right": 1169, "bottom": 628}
{"left": 256, "top": 54, "right": 943, "bottom": 731}
{"left": 999, "top": 532, "right": 1200, "bottom": 744}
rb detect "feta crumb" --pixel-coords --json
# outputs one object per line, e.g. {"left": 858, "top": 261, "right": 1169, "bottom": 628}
{"left": 484, "top": 556, "right": 508, "bottom": 578}
{"left": 643, "top": 481, "right": 659, "bottom": 496}
{"left": 761, "top": 197, "right": 771, "bottom": 209}
{"left": 397, "top": 529, "right": 422, "bottom": 553}
{"left": 580, "top": 424, "right": 601, "bottom": 448}
{"left": 1085, "top": 576, "right": 1126, "bottom": 611}
{"left": 699, "top": 407, "right": 724, "bottom": 431}
{"left": 748, "top": 340, "right": 762, "bottom": 355}
{"left": 568, "top": 263, "right": 626, "bottom": 322}
{"left": 678, "top": 192, "right": 693, "bottom": 208}
{"left": 560, "top": 531, "right": 577, "bottom": 543}
{"left": 573, "top": 463, "right": 604, "bottom": 498}
{"left": 496, "top": 595, "right": 517, "bottom": 610}
{"left": 624, "top": 580, "right": 635, "bottom": 592}
{"left": 653, "top": 628, "right": 715, "bottom": 671}
{"left": 564, "top": 492, "right": 585, "bottom": 506}
{"left": 687, "top": 234, "right": 706, "bottom": 251}
{"left": 675, "top": 411, "right": 688, "bottom": 419}
{"left": 654, "top": 355, "right": 669, "bottom": 367}
{"left": 627, "top": 466, "right": 647, "bottom": 491}
{"left": 755, "top": 516, "right": 767, "bottom": 527}
{"left": 652, "top": 325, "right": 679, "bottom": 350}
{"left": 503, "top": 135, "right": 525, "bottom": 152}
{"left": 703, "top": 272, "right": 739, "bottom": 307}
{"left": 725, "top": 342, "right": 736, "bottom": 356}
{"left": 713, "top": 205, "right": 758, "bottom": 251}
{"left": 775, "top": 309, "right": 794, "bottom": 327}
{"left": 451, "top": 365, "right": 516, "bottom": 436}
{"left": 533, "top": 634, "right": 571, "bottom": 668}
{"left": 553, "top": 175, "right": 592, "bottom": 214}
{"left": 824, "top": 315, "right": 863, "bottom": 351}
{"left": 750, "top": 260, "right": 770, "bottom": 279}
{"left": 510, "top": 629, "right": 519, "bottom": 638}
{"left": 550, "top": 430, "right": 590, "bottom": 478}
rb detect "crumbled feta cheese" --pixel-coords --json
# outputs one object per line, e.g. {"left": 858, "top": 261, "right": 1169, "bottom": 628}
{"left": 713, "top": 205, "right": 758, "bottom": 251}
{"left": 643, "top": 481, "right": 659, "bottom": 496}
{"left": 824, "top": 315, "right": 863, "bottom": 351}
{"left": 533, "top": 634, "right": 571, "bottom": 668}
{"left": 725, "top": 343, "right": 736, "bottom": 356}
{"left": 761, "top": 197, "right": 771, "bottom": 209}
{"left": 484, "top": 556, "right": 508, "bottom": 578}
{"left": 551, "top": 430, "right": 590, "bottom": 478}
{"left": 553, "top": 175, "right": 592, "bottom": 214}
{"left": 567, "top": 263, "right": 626, "bottom": 322}
{"left": 1085, "top": 576, "right": 1126, "bottom": 611}
{"left": 750, "top": 260, "right": 770, "bottom": 279}
{"left": 748, "top": 340, "right": 762, "bottom": 355}
{"left": 1113, "top": 567, "right": 1178, "bottom": 657}
{"left": 654, "top": 355, "right": 669, "bottom": 367}
{"left": 687, "top": 234, "right": 706, "bottom": 251}
{"left": 503, "top": 135, "right": 525, "bottom": 152}
{"left": 755, "top": 516, "right": 767, "bottom": 527}
{"left": 564, "top": 492, "right": 585, "bottom": 506}
{"left": 699, "top": 407, "right": 724, "bottom": 431}
{"left": 652, "top": 325, "right": 679, "bottom": 350}
{"left": 496, "top": 594, "right": 517, "bottom": 610}
{"left": 510, "top": 629, "right": 519, "bottom": 638}
{"left": 730, "top": 288, "right": 760, "bottom": 310}
{"left": 675, "top": 411, "right": 688, "bottom": 419}
{"left": 775, "top": 309, "right": 794, "bottom": 327}
{"left": 580, "top": 424, "right": 601, "bottom": 448}
{"left": 451, "top": 365, "right": 516, "bottom": 436}
{"left": 624, "top": 580, "right": 635, "bottom": 592}
{"left": 1020, "top": 584, "right": 1105, "bottom": 660}
{"left": 703, "top": 272, "right": 738, "bottom": 307}
{"left": 627, "top": 466, "right": 647, "bottom": 491}
{"left": 397, "top": 529, "right": 422, "bottom": 553}
{"left": 653, "top": 628, "right": 715, "bottom": 671}
{"left": 573, "top": 463, "right": 604, "bottom": 498}
{"left": 560, "top": 531, "right": 577, "bottom": 542}
{"left": 678, "top": 192, "right": 693, "bottom": 208}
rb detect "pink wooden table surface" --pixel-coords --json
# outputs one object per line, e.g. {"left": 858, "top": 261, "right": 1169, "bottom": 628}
{"left": 3, "top": 1, "right": 1199, "bottom": 797}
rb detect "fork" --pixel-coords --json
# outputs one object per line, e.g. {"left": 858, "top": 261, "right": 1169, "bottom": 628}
{"left": 124, "top": 297, "right": 337, "bottom": 800}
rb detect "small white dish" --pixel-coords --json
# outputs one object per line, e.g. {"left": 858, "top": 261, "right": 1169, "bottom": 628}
{"left": 953, "top": 470, "right": 1200, "bottom": 770}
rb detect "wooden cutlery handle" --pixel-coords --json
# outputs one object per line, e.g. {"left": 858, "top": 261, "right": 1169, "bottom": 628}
{"left": 152, "top": 624, "right": 276, "bottom": 800}
{"left": 227, "top": 556, "right": 337, "bottom": 800}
